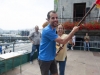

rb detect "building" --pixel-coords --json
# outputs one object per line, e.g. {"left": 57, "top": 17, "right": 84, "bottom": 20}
{"left": 20, "top": 31, "right": 30, "bottom": 36}
{"left": 55, "top": 0, "right": 98, "bottom": 23}
{"left": 54, "top": 0, "right": 100, "bottom": 49}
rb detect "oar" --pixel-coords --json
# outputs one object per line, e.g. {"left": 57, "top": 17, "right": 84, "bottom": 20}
{"left": 77, "top": 3, "right": 96, "bottom": 26}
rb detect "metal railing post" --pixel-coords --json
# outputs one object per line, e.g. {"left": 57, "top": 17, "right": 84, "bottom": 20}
{"left": 13, "top": 43, "right": 15, "bottom": 52}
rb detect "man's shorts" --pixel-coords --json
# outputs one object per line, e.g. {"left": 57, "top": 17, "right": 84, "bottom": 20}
{"left": 38, "top": 59, "right": 58, "bottom": 75}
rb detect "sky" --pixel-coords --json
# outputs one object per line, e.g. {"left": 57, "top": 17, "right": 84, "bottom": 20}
{"left": 0, "top": 0, "right": 54, "bottom": 30}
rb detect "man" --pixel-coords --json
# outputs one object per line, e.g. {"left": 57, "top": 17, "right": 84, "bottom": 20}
{"left": 84, "top": 33, "right": 90, "bottom": 51}
{"left": 38, "top": 10, "right": 79, "bottom": 75}
{"left": 28, "top": 25, "right": 41, "bottom": 64}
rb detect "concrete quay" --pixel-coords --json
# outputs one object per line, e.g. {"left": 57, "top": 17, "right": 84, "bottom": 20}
{"left": 1, "top": 50, "right": 100, "bottom": 75}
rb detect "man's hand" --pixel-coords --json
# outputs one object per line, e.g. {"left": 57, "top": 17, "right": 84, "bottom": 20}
{"left": 72, "top": 26, "right": 80, "bottom": 33}
{"left": 31, "top": 41, "right": 34, "bottom": 44}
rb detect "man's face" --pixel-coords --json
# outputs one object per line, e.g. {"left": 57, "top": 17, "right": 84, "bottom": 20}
{"left": 86, "top": 33, "right": 88, "bottom": 36}
{"left": 48, "top": 12, "right": 58, "bottom": 27}
{"left": 35, "top": 26, "right": 39, "bottom": 32}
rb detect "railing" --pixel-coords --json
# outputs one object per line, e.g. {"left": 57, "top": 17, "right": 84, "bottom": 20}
{"left": 58, "top": 17, "right": 100, "bottom": 23}
{"left": 0, "top": 40, "right": 100, "bottom": 54}
{"left": 0, "top": 41, "right": 32, "bottom": 54}
{"left": 0, "top": 41, "right": 38, "bottom": 74}
{"left": 75, "top": 41, "right": 100, "bottom": 51}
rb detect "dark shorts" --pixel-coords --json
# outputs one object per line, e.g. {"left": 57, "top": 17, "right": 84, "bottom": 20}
{"left": 67, "top": 43, "right": 72, "bottom": 49}
{"left": 38, "top": 59, "right": 58, "bottom": 75}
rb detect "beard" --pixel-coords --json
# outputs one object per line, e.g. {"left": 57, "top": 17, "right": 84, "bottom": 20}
{"left": 53, "top": 24, "right": 58, "bottom": 27}
{"left": 52, "top": 21, "right": 58, "bottom": 27}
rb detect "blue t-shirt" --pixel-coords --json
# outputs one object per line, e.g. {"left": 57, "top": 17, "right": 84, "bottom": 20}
{"left": 38, "top": 24, "right": 58, "bottom": 61}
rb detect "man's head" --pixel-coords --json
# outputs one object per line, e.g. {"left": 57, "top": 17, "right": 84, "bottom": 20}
{"left": 35, "top": 25, "right": 39, "bottom": 32}
{"left": 86, "top": 33, "right": 88, "bottom": 36}
{"left": 47, "top": 10, "right": 58, "bottom": 28}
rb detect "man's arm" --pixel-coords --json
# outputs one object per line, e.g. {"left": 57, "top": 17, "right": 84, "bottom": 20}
{"left": 28, "top": 36, "right": 34, "bottom": 44}
{"left": 28, "top": 33, "right": 34, "bottom": 44}
{"left": 55, "top": 26, "right": 79, "bottom": 44}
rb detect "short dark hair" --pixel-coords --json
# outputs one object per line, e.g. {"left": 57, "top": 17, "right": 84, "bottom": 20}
{"left": 47, "top": 10, "right": 56, "bottom": 19}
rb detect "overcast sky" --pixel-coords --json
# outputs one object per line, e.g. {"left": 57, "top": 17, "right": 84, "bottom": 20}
{"left": 0, "top": 0, "right": 54, "bottom": 30}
